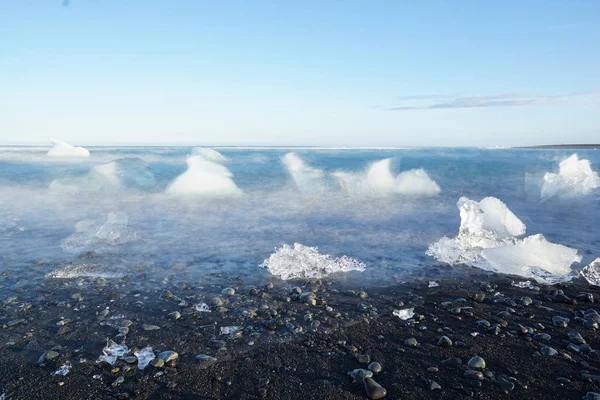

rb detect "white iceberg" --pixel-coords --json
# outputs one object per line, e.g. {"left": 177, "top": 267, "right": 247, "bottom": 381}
{"left": 427, "top": 196, "right": 581, "bottom": 283}
{"left": 541, "top": 154, "right": 600, "bottom": 201}
{"left": 580, "top": 257, "right": 600, "bottom": 286}
{"left": 191, "top": 147, "right": 228, "bottom": 162}
{"left": 333, "top": 158, "right": 440, "bottom": 196}
{"left": 282, "top": 152, "right": 325, "bottom": 193}
{"left": 166, "top": 155, "right": 243, "bottom": 197}
{"left": 47, "top": 139, "right": 90, "bottom": 157}
{"left": 50, "top": 158, "right": 156, "bottom": 192}
{"left": 259, "top": 243, "right": 366, "bottom": 280}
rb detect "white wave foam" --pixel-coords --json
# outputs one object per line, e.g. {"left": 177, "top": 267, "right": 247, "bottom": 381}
{"left": 259, "top": 243, "right": 366, "bottom": 280}
{"left": 191, "top": 147, "right": 228, "bottom": 162}
{"left": 541, "top": 154, "right": 600, "bottom": 201}
{"left": 50, "top": 157, "right": 156, "bottom": 192}
{"left": 282, "top": 152, "right": 325, "bottom": 193}
{"left": 166, "top": 155, "right": 243, "bottom": 197}
{"left": 333, "top": 158, "right": 440, "bottom": 196}
{"left": 427, "top": 196, "right": 581, "bottom": 283}
{"left": 47, "top": 139, "right": 90, "bottom": 157}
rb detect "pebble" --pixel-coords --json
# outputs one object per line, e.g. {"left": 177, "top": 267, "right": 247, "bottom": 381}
{"left": 404, "top": 338, "right": 418, "bottom": 347}
{"left": 467, "top": 356, "right": 486, "bottom": 369}
{"left": 151, "top": 358, "right": 164, "bottom": 368}
{"left": 142, "top": 324, "right": 160, "bottom": 331}
{"left": 437, "top": 336, "right": 452, "bottom": 347}
{"left": 348, "top": 369, "right": 373, "bottom": 383}
{"left": 552, "top": 316, "right": 570, "bottom": 328}
{"left": 356, "top": 354, "right": 371, "bottom": 364}
{"left": 168, "top": 311, "right": 181, "bottom": 320}
{"left": 158, "top": 351, "right": 179, "bottom": 362}
{"left": 464, "top": 370, "right": 483, "bottom": 380}
{"left": 363, "top": 377, "right": 387, "bottom": 399}
{"left": 441, "top": 358, "right": 462, "bottom": 367}
{"left": 498, "top": 376, "right": 514, "bottom": 391}
{"left": 368, "top": 362, "right": 382, "bottom": 374}
{"left": 427, "top": 367, "right": 439, "bottom": 373}
{"left": 112, "top": 376, "right": 125, "bottom": 387}
{"left": 221, "top": 288, "right": 235, "bottom": 296}
{"left": 7, "top": 319, "right": 26, "bottom": 327}
{"left": 473, "top": 292, "right": 485, "bottom": 302}
{"left": 540, "top": 346, "right": 558, "bottom": 356}
{"left": 426, "top": 380, "right": 442, "bottom": 390}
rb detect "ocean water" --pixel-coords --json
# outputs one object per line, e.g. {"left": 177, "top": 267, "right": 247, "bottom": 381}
{"left": 0, "top": 145, "right": 599, "bottom": 286}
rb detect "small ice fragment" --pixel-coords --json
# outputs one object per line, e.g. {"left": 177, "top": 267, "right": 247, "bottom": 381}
{"left": 392, "top": 308, "right": 415, "bottom": 320}
{"left": 220, "top": 326, "right": 242, "bottom": 335}
{"left": 471, "top": 332, "right": 480, "bottom": 337}
{"left": 154, "top": 371, "right": 164, "bottom": 377}
{"left": 260, "top": 243, "right": 366, "bottom": 280}
{"left": 135, "top": 346, "right": 155, "bottom": 370}
{"left": 79, "top": 358, "right": 87, "bottom": 364}
{"left": 53, "top": 361, "right": 72, "bottom": 376}
{"left": 195, "top": 303, "right": 210, "bottom": 312}
{"left": 98, "top": 340, "right": 129, "bottom": 365}
{"left": 580, "top": 257, "right": 600, "bottom": 286}
{"left": 511, "top": 280, "right": 539, "bottom": 290}
{"left": 428, "top": 281, "right": 440, "bottom": 288}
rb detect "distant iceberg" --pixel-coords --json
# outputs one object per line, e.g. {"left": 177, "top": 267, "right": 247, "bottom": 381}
{"left": 191, "top": 147, "right": 228, "bottom": 162}
{"left": 260, "top": 243, "right": 366, "bottom": 280}
{"left": 50, "top": 157, "right": 156, "bottom": 192}
{"left": 47, "top": 139, "right": 90, "bottom": 157}
{"left": 541, "top": 154, "right": 600, "bottom": 201}
{"left": 282, "top": 152, "right": 325, "bottom": 193}
{"left": 427, "top": 196, "right": 581, "bottom": 284}
{"left": 333, "top": 158, "right": 440, "bottom": 196}
{"left": 166, "top": 150, "right": 242, "bottom": 197}
{"left": 283, "top": 153, "right": 440, "bottom": 196}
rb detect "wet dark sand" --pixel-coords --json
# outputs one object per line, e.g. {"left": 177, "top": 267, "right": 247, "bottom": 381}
{"left": 1, "top": 270, "right": 599, "bottom": 399}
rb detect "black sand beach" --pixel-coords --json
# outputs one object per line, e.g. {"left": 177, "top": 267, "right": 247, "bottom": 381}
{"left": 1, "top": 268, "right": 599, "bottom": 399}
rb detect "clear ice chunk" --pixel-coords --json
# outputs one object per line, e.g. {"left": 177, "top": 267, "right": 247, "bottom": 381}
{"left": 580, "top": 257, "right": 600, "bottom": 286}
{"left": 392, "top": 308, "right": 415, "bottom": 320}
{"left": 134, "top": 346, "right": 155, "bottom": 370}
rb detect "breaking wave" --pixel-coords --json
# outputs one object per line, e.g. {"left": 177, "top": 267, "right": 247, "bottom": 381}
{"left": 427, "top": 196, "right": 581, "bottom": 284}
{"left": 259, "top": 243, "right": 366, "bottom": 280}
{"left": 166, "top": 155, "right": 243, "bottom": 197}
{"left": 50, "top": 157, "right": 156, "bottom": 192}
{"left": 541, "top": 154, "right": 600, "bottom": 201}
{"left": 47, "top": 139, "right": 90, "bottom": 158}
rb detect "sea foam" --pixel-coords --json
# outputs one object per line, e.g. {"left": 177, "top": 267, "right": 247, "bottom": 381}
{"left": 47, "top": 139, "right": 90, "bottom": 158}
{"left": 541, "top": 154, "right": 600, "bottom": 201}
{"left": 191, "top": 147, "right": 228, "bottom": 162}
{"left": 427, "top": 196, "right": 581, "bottom": 283}
{"left": 166, "top": 151, "right": 243, "bottom": 197}
{"left": 260, "top": 243, "right": 366, "bottom": 280}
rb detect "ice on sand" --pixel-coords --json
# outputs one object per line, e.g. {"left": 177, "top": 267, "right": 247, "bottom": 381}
{"left": 580, "top": 257, "right": 600, "bottom": 286}
{"left": 260, "top": 243, "right": 365, "bottom": 280}
{"left": 135, "top": 346, "right": 155, "bottom": 370}
{"left": 98, "top": 340, "right": 129, "bottom": 365}
{"left": 427, "top": 196, "right": 581, "bottom": 283}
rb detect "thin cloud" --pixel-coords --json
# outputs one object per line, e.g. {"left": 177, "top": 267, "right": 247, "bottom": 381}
{"left": 387, "top": 90, "right": 598, "bottom": 111}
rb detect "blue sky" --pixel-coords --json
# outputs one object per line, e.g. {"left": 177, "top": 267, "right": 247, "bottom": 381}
{"left": 1, "top": 0, "right": 599, "bottom": 146}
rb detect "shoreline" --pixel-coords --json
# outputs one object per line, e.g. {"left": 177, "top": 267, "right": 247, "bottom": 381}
{"left": 1, "top": 271, "right": 599, "bottom": 399}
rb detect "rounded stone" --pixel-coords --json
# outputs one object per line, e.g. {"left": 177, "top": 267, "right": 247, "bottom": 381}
{"left": 468, "top": 356, "right": 486, "bottom": 369}
{"left": 221, "top": 288, "right": 235, "bottom": 296}
{"left": 404, "top": 338, "right": 418, "bottom": 347}
{"left": 363, "top": 377, "right": 387, "bottom": 399}
{"left": 368, "top": 362, "right": 382, "bottom": 374}
{"left": 437, "top": 336, "right": 452, "bottom": 347}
